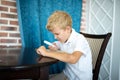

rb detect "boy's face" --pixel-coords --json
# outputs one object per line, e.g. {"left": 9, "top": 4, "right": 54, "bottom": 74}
{"left": 51, "top": 26, "right": 71, "bottom": 43}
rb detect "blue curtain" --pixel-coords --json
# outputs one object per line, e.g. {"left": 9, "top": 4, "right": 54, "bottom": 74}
{"left": 16, "top": 0, "right": 82, "bottom": 74}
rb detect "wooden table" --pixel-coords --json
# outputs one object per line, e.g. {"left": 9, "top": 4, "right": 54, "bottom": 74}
{"left": 0, "top": 47, "right": 58, "bottom": 80}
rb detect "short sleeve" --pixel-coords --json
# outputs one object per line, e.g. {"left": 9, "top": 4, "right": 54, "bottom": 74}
{"left": 74, "top": 35, "right": 90, "bottom": 56}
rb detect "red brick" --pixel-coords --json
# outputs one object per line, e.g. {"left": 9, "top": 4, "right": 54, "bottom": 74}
{"left": 80, "top": 27, "right": 85, "bottom": 31}
{"left": 0, "top": 39, "right": 17, "bottom": 43}
{"left": 0, "top": 19, "right": 8, "bottom": 24}
{"left": 0, "top": 49, "right": 7, "bottom": 53}
{"left": 0, "top": 6, "right": 8, "bottom": 11}
{"left": 0, "top": 32, "right": 8, "bottom": 37}
{"left": 9, "top": 49, "right": 21, "bottom": 54}
{"left": 0, "top": 45, "right": 21, "bottom": 48}
{"left": 9, "top": 46, "right": 22, "bottom": 48}
{"left": 82, "top": 0, "right": 86, "bottom": 3}
{"left": 0, "top": 45, "right": 8, "bottom": 48}
{"left": 81, "top": 23, "right": 86, "bottom": 27}
{"left": 10, "top": 8, "right": 17, "bottom": 13}
{"left": 81, "top": 18, "right": 86, "bottom": 22}
{"left": 1, "top": 13, "right": 18, "bottom": 19}
{"left": 1, "top": 26, "right": 17, "bottom": 31}
{"left": 1, "top": 1, "right": 16, "bottom": 7}
{"left": 82, "top": 9, "right": 86, "bottom": 12}
{"left": 10, "top": 21, "right": 18, "bottom": 25}
{"left": 9, "top": 33, "right": 20, "bottom": 37}
{"left": 18, "top": 39, "right": 21, "bottom": 43}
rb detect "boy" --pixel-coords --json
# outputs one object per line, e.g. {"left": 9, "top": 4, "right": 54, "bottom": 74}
{"left": 36, "top": 11, "right": 92, "bottom": 80}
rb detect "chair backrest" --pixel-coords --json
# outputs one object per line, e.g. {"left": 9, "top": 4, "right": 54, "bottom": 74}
{"left": 80, "top": 32, "right": 112, "bottom": 80}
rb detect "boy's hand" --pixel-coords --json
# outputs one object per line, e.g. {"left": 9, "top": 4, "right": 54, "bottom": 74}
{"left": 36, "top": 46, "right": 47, "bottom": 56}
{"left": 48, "top": 43, "right": 59, "bottom": 51}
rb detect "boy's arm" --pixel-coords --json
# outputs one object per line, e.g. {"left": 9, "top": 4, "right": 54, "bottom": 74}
{"left": 48, "top": 50, "right": 83, "bottom": 64}
{"left": 36, "top": 46, "right": 83, "bottom": 64}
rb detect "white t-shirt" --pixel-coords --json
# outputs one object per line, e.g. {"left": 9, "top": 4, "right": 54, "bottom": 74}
{"left": 55, "top": 29, "right": 92, "bottom": 80}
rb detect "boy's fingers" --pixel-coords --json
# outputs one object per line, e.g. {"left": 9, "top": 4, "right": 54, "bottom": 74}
{"left": 36, "top": 49, "right": 41, "bottom": 54}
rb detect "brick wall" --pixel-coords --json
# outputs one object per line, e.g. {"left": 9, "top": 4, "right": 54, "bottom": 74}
{"left": 0, "top": 0, "right": 86, "bottom": 47}
{"left": 0, "top": 0, "right": 21, "bottom": 48}
{"left": 80, "top": 0, "right": 86, "bottom": 32}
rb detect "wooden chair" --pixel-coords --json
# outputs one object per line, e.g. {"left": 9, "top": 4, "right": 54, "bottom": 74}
{"left": 80, "top": 32, "right": 112, "bottom": 80}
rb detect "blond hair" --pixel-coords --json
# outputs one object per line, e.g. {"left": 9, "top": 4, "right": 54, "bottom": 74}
{"left": 46, "top": 11, "right": 72, "bottom": 31}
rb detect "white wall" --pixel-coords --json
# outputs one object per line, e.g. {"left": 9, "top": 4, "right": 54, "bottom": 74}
{"left": 86, "top": 0, "right": 120, "bottom": 80}
{"left": 111, "top": 0, "right": 120, "bottom": 80}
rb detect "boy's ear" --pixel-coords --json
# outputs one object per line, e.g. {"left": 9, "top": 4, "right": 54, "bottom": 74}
{"left": 66, "top": 26, "right": 71, "bottom": 30}
{"left": 65, "top": 26, "right": 72, "bottom": 33}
